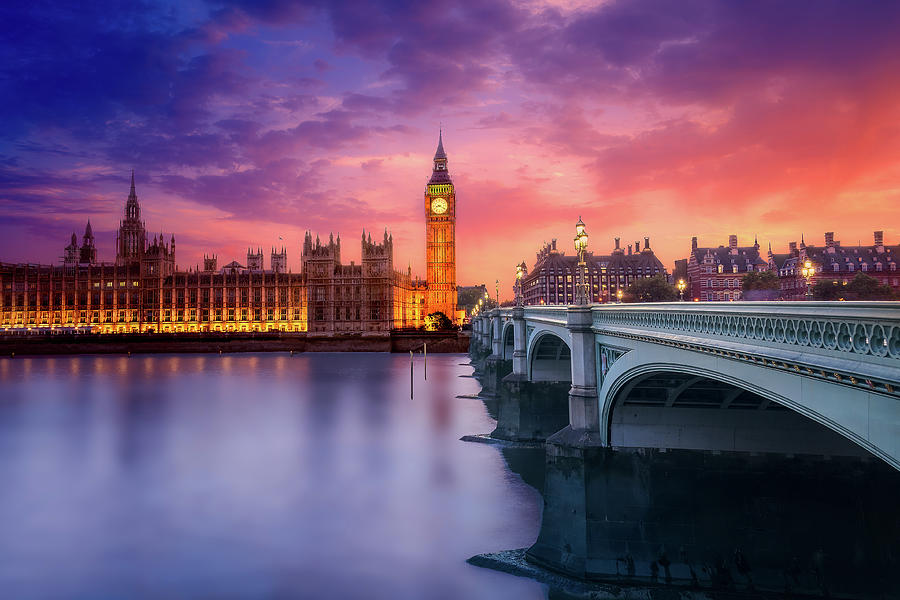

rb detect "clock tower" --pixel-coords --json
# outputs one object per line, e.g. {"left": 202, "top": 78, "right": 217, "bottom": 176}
{"left": 425, "top": 131, "right": 457, "bottom": 322}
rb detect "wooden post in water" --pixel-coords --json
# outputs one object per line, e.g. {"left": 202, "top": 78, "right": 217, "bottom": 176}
{"left": 424, "top": 342, "right": 427, "bottom": 381}
{"left": 410, "top": 350, "right": 414, "bottom": 400}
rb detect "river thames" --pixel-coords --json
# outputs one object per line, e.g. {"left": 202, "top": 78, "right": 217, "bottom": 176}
{"left": 0, "top": 353, "right": 547, "bottom": 599}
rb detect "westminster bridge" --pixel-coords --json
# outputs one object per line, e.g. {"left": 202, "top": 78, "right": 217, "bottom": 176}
{"left": 469, "top": 302, "right": 900, "bottom": 596}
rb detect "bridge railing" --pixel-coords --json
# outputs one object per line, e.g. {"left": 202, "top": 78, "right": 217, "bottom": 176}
{"left": 588, "top": 301, "right": 900, "bottom": 363}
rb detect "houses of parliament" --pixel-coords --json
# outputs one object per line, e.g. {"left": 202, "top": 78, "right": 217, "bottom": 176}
{"left": 0, "top": 135, "right": 460, "bottom": 334}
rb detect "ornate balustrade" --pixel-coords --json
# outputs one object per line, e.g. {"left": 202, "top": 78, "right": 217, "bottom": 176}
{"left": 590, "top": 302, "right": 900, "bottom": 362}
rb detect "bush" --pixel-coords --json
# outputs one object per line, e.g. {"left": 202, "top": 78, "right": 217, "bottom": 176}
{"left": 623, "top": 275, "right": 678, "bottom": 303}
{"left": 742, "top": 270, "right": 780, "bottom": 291}
{"left": 812, "top": 273, "right": 897, "bottom": 301}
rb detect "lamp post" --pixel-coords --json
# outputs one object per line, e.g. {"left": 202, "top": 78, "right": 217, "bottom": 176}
{"left": 573, "top": 217, "right": 589, "bottom": 305}
{"left": 495, "top": 279, "right": 500, "bottom": 306}
{"left": 515, "top": 262, "right": 524, "bottom": 307}
{"left": 801, "top": 259, "right": 816, "bottom": 300}
{"left": 677, "top": 279, "right": 686, "bottom": 302}
{"left": 616, "top": 289, "right": 623, "bottom": 304}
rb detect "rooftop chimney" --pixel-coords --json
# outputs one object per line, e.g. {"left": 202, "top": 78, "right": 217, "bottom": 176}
{"left": 875, "top": 230, "right": 884, "bottom": 252}
{"left": 615, "top": 237, "right": 621, "bottom": 251}
{"left": 825, "top": 232, "right": 834, "bottom": 247}
{"left": 729, "top": 234, "right": 738, "bottom": 255}
{"left": 644, "top": 236, "right": 650, "bottom": 251}
{"left": 628, "top": 244, "right": 632, "bottom": 255}
{"left": 635, "top": 240, "right": 641, "bottom": 252}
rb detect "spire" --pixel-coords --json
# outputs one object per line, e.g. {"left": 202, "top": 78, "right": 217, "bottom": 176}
{"left": 434, "top": 128, "right": 446, "bottom": 160}
{"left": 84, "top": 220, "right": 93, "bottom": 239}
{"left": 128, "top": 170, "right": 136, "bottom": 200}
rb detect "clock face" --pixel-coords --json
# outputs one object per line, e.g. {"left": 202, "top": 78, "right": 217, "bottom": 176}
{"left": 431, "top": 197, "right": 448, "bottom": 214}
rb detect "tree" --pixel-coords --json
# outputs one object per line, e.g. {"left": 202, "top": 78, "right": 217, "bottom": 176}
{"left": 741, "top": 270, "right": 780, "bottom": 291}
{"left": 425, "top": 311, "right": 455, "bottom": 331}
{"left": 813, "top": 273, "right": 897, "bottom": 301}
{"left": 623, "top": 275, "right": 678, "bottom": 303}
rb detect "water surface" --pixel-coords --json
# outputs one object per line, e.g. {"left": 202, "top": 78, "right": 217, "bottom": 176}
{"left": 0, "top": 353, "right": 546, "bottom": 599}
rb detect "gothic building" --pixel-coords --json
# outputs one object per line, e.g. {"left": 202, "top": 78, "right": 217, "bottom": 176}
{"left": 771, "top": 231, "right": 900, "bottom": 299}
{"left": 521, "top": 236, "right": 667, "bottom": 305}
{"left": 681, "top": 231, "right": 900, "bottom": 301}
{"left": 686, "top": 235, "right": 769, "bottom": 301}
{"left": 424, "top": 130, "right": 458, "bottom": 319}
{"left": 0, "top": 133, "right": 458, "bottom": 334}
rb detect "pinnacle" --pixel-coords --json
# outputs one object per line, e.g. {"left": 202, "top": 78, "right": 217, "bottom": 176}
{"left": 434, "top": 129, "right": 447, "bottom": 160}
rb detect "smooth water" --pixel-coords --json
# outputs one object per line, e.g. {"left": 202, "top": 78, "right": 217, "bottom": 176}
{"left": 0, "top": 353, "right": 546, "bottom": 599}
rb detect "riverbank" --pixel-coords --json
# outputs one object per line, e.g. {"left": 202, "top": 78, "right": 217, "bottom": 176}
{"left": 0, "top": 331, "right": 469, "bottom": 356}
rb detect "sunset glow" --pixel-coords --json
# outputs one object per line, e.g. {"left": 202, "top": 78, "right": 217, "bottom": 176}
{"left": 2, "top": 1, "right": 899, "bottom": 299}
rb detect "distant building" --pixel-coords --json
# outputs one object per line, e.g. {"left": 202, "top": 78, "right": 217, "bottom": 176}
{"left": 770, "top": 231, "right": 900, "bottom": 300}
{"left": 686, "top": 235, "right": 768, "bottom": 301}
{"left": 457, "top": 284, "right": 489, "bottom": 315}
{"left": 521, "top": 236, "right": 667, "bottom": 305}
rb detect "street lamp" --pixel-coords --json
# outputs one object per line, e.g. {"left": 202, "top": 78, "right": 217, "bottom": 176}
{"left": 677, "top": 279, "right": 686, "bottom": 301}
{"left": 616, "top": 289, "right": 623, "bottom": 304}
{"left": 800, "top": 259, "right": 816, "bottom": 299}
{"left": 515, "top": 262, "right": 525, "bottom": 307}
{"left": 495, "top": 279, "right": 500, "bottom": 306}
{"left": 573, "top": 217, "right": 589, "bottom": 304}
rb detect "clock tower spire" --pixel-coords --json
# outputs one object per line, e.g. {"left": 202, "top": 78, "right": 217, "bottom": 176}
{"left": 424, "top": 130, "right": 457, "bottom": 323}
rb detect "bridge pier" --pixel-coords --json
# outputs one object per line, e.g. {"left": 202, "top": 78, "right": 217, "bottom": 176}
{"left": 491, "top": 375, "right": 570, "bottom": 441}
{"left": 491, "top": 307, "right": 570, "bottom": 441}
{"left": 527, "top": 441, "right": 900, "bottom": 596}
{"left": 566, "top": 306, "right": 599, "bottom": 431}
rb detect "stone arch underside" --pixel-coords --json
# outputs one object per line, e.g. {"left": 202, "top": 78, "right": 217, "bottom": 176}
{"left": 501, "top": 322, "right": 514, "bottom": 360}
{"left": 529, "top": 331, "right": 572, "bottom": 383}
{"left": 605, "top": 364, "right": 879, "bottom": 462}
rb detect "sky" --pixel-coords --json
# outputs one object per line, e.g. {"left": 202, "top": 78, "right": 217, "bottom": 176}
{"left": 2, "top": 0, "right": 900, "bottom": 299}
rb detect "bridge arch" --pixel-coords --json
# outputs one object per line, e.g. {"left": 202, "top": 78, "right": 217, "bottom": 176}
{"left": 501, "top": 321, "right": 515, "bottom": 360}
{"left": 528, "top": 330, "right": 572, "bottom": 383}
{"left": 601, "top": 358, "right": 888, "bottom": 465}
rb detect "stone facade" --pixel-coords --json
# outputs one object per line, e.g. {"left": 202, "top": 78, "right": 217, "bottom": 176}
{"left": 771, "top": 231, "right": 900, "bottom": 300}
{"left": 521, "top": 236, "right": 667, "bottom": 305}
{"left": 686, "top": 234, "right": 768, "bottom": 301}
{"left": 684, "top": 232, "right": 900, "bottom": 301}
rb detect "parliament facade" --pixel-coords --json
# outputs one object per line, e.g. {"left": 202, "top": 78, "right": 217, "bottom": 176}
{"left": 0, "top": 136, "right": 459, "bottom": 335}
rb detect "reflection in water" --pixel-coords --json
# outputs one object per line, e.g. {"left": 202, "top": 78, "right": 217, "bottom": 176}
{"left": 0, "top": 353, "right": 546, "bottom": 600}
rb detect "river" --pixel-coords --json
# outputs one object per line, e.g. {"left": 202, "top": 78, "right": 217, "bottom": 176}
{"left": 0, "top": 353, "right": 547, "bottom": 599}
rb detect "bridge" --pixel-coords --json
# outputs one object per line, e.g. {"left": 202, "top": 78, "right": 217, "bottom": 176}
{"left": 469, "top": 302, "right": 900, "bottom": 592}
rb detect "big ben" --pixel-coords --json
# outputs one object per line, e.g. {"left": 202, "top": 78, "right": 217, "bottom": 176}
{"left": 425, "top": 131, "right": 457, "bottom": 321}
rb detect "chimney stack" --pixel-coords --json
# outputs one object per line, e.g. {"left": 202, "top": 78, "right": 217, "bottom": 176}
{"left": 644, "top": 236, "right": 650, "bottom": 251}
{"left": 825, "top": 232, "right": 834, "bottom": 248}
{"left": 615, "top": 237, "right": 621, "bottom": 251}
{"left": 635, "top": 240, "right": 641, "bottom": 252}
{"left": 729, "top": 234, "right": 738, "bottom": 248}
{"left": 628, "top": 244, "right": 632, "bottom": 255}
{"left": 875, "top": 230, "right": 884, "bottom": 250}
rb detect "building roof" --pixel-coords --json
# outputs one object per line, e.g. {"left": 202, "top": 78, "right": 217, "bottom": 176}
{"left": 780, "top": 244, "right": 899, "bottom": 273}
{"left": 691, "top": 244, "right": 767, "bottom": 272}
